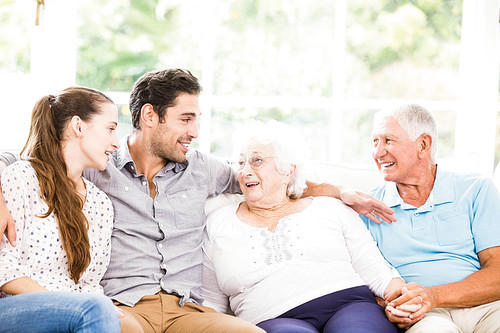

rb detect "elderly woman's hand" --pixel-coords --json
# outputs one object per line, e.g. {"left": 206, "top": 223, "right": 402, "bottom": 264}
{"left": 384, "top": 282, "right": 436, "bottom": 329}
{"left": 340, "top": 189, "right": 396, "bottom": 224}
{"left": 385, "top": 307, "right": 424, "bottom": 330}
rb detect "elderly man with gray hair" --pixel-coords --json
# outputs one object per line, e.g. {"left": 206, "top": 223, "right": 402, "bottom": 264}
{"left": 361, "top": 104, "right": 500, "bottom": 332}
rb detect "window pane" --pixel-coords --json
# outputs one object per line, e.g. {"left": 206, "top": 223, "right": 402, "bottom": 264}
{"left": 0, "top": 1, "right": 34, "bottom": 152}
{"left": 0, "top": 0, "right": 31, "bottom": 74}
{"left": 76, "top": 0, "right": 203, "bottom": 92}
{"left": 213, "top": 0, "right": 336, "bottom": 97}
{"left": 345, "top": 0, "right": 463, "bottom": 99}
{"left": 115, "top": 103, "right": 134, "bottom": 139}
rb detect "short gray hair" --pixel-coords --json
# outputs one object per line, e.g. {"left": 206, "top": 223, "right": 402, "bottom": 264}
{"left": 374, "top": 104, "right": 438, "bottom": 163}
{"left": 233, "top": 121, "right": 308, "bottom": 199}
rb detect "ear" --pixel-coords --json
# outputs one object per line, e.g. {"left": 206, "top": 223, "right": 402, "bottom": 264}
{"left": 68, "top": 115, "right": 83, "bottom": 138}
{"left": 140, "top": 104, "right": 157, "bottom": 128}
{"left": 417, "top": 134, "right": 433, "bottom": 158}
{"left": 283, "top": 165, "right": 296, "bottom": 184}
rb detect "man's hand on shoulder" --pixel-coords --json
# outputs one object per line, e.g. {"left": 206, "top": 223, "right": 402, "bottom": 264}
{"left": 340, "top": 189, "right": 396, "bottom": 224}
{"left": 0, "top": 159, "right": 16, "bottom": 246}
{"left": 0, "top": 196, "right": 15, "bottom": 247}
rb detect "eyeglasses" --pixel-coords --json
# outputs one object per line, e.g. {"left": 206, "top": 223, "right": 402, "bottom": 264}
{"left": 234, "top": 155, "right": 274, "bottom": 171}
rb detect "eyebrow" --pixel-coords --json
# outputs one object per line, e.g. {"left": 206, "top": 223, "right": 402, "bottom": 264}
{"left": 246, "top": 151, "right": 265, "bottom": 156}
{"left": 373, "top": 134, "right": 400, "bottom": 140}
{"left": 180, "top": 112, "right": 199, "bottom": 118}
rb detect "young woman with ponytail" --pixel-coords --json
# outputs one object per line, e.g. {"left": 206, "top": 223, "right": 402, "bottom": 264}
{"left": 0, "top": 87, "right": 121, "bottom": 332}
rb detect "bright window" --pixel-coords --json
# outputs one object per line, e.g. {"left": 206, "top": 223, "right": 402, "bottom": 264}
{"left": 1, "top": 0, "right": 499, "bottom": 175}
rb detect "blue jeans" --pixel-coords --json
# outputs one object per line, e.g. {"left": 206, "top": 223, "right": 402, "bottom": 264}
{"left": 257, "top": 285, "right": 398, "bottom": 333}
{"left": 0, "top": 292, "right": 120, "bottom": 333}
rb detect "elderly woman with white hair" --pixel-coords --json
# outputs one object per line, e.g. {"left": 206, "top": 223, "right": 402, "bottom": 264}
{"left": 202, "top": 121, "right": 405, "bottom": 333}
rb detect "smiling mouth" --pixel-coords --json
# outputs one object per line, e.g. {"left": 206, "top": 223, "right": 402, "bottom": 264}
{"left": 380, "top": 162, "right": 395, "bottom": 167}
{"left": 246, "top": 182, "right": 260, "bottom": 187}
{"left": 179, "top": 142, "right": 190, "bottom": 151}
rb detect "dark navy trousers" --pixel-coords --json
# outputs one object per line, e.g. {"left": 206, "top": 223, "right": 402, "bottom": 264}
{"left": 257, "top": 285, "right": 399, "bottom": 333}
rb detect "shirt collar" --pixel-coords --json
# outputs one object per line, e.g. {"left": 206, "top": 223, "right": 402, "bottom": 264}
{"left": 115, "top": 134, "right": 134, "bottom": 171}
{"left": 430, "top": 165, "right": 455, "bottom": 205}
{"left": 384, "top": 181, "right": 403, "bottom": 208}
{"left": 160, "top": 159, "right": 188, "bottom": 175}
{"left": 383, "top": 164, "right": 454, "bottom": 209}
{"left": 114, "top": 134, "right": 189, "bottom": 174}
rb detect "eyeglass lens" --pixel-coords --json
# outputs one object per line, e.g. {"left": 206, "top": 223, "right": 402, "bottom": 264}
{"left": 238, "top": 155, "right": 265, "bottom": 170}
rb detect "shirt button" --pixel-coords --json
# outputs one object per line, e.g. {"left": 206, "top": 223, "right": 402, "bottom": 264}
{"left": 415, "top": 213, "right": 419, "bottom": 216}
{"left": 131, "top": 165, "right": 135, "bottom": 170}
{"left": 161, "top": 264, "right": 167, "bottom": 270}
{"left": 159, "top": 223, "right": 164, "bottom": 228}
{"left": 181, "top": 194, "right": 187, "bottom": 199}
{"left": 158, "top": 243, "right": 163, "bottom": 248}
{"left": 142, "top": 181, "right": 147, "bottom": 186}
{"left": 124, "top": 186, "right": 129, "bottom": 191}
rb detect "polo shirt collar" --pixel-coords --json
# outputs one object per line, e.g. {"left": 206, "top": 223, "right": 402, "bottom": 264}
{"left": 383, "top": 165, "right": 454, "bottom": 209}
{"left": 384, "top": 182, "right": 404, "bottom": 208}
{"left": 430, "top": 165, "right": 455, "bottom": 205}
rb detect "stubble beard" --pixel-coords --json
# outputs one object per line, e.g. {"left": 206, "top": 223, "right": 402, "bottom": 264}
{"left": 151, "top": 133, "right": 187, "bottom": 164}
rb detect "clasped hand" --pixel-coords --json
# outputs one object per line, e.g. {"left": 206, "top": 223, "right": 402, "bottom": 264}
{"left": 384, "top": 282, "right": 435, "bottom": 330}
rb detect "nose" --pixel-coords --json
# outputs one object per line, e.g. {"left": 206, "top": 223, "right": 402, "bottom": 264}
{"left": 240, "top": 160, "right": 253, "bottom": 175}
{"left": 373, "top": 142, "right": 386, "bottom": 160}
{"left": 188, "top": 122, "right": 199, "bottom": 139}
{"left": 112, "top": 132, "right": 120, "bottom": 150}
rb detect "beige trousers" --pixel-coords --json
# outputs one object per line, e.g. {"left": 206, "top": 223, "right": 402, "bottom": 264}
{"left": 406, "top": 299, "right": 500, "bottom": 333}
{"left": 115, "top": 292, "right": 264, "bottom": 333}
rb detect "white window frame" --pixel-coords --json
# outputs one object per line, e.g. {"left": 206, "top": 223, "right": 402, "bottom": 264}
{"left": 2, "top": 0, "right": 500, "bottom": 175}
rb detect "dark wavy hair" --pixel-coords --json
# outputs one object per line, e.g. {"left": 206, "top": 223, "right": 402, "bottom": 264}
{"left": 129, "top": 69, "right": 202, "bottom": 129}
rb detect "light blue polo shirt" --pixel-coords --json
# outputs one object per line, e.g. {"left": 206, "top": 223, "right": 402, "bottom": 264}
{"left": 361, "top": 166, "right": 500, "bottom": 287}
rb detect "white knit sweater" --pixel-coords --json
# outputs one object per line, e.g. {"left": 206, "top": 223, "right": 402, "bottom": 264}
{"left": 202, "top": 196, "right": 399, "bottom": 324}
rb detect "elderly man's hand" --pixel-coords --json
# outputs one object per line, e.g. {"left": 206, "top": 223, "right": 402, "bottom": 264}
{"left": 0, "top": 201, "right": 15, "bottom": 247}
{"left": 340, "top": 189, "right": 396, "bottom": 224}
{"left": 384, "top": 282, "right": 436, "bottom": 329}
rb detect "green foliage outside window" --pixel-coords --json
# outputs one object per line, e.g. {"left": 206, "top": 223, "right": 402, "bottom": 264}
{"left": 2, "top": 0, "right": 485, "bottom": 164}
{"left": 75, "top": 0, "right": 462, "bottom": 100}
{"left": 0, "top": 0, "right": 31, "bottom": 74}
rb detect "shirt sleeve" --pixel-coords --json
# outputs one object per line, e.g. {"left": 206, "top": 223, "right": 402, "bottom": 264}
{"left": 471, "top": 177, "right": 500, "bottom": 253}
{"left": 0, "top": 163, "right": 34, "bottom": 287}
{"left": 201, "top": 220, "right": 231, "bottom": 314}
{"left": 204, "top": 152, "right": 241, "bottom": 196}
{"left": 0, "top": 152, "right": 20, "bottom": 166}
{"left": 337, "top": 203, "right": 400, "bottom": 297}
